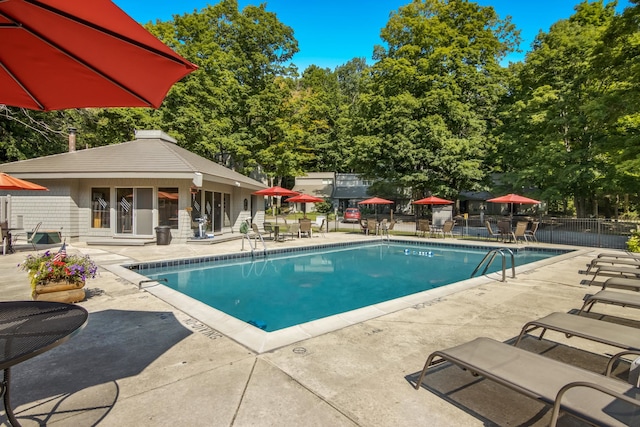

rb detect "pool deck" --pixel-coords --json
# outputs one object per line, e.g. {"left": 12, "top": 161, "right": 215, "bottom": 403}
{"left": 1, "top": 232, "right": 639, "bottom": 426}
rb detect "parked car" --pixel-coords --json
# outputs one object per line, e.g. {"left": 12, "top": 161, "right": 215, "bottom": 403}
{"left": 343, "top": 208, "right": 361, "bottom": 223}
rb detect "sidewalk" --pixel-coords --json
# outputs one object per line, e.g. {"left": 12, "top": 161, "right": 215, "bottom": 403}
{"left": 1, "top": 234, "right": 637, "bottom": 426}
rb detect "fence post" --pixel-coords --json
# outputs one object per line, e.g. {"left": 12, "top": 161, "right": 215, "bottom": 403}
{"left": 550, "top": 217, "right": 555, "bottom": 244}
{"left": 598, "top": 218, "right": 601, "bottom": 248}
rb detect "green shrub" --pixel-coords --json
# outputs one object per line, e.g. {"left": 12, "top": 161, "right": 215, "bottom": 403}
{"left": 315, "top": 200, "right": 333, "bottom": 214}
{"left": 626, "top": 229, "right": 640, "bottom": 252}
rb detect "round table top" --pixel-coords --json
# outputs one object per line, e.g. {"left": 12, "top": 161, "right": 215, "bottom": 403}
{"left": 0, "top": 301, "right": 88, "bottom": 370}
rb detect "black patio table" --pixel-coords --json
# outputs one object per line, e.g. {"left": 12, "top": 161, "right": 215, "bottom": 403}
{"left": 0, "top": 301, "right": 88, "bottom": 427}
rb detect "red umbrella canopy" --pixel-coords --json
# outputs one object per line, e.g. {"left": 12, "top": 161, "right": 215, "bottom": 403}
{"left": 286, "top": 193, "right": 323, "bottom": 218}
{"left": 253, "top": 186, "right": 299, "bottom": 197}
{"left": 286, "top": 193, "right": 324, "bottom": 203}
{"left": 413, "top": 196, "right": 453, "bottom": 205}
{"left": 0, "top": 0, "right": 198, "bottom": 111}
{"left": 0, "top": 173, "right": 48, "bottom": 191}
{"left": 358, "top": 197, "right": 393, "bottom": 205}
{"left": 487, "top": 194, "right": 540, "bottom": 204}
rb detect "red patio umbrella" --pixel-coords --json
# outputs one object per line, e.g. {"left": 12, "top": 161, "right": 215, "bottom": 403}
{"left": 0, "top": 0, "right": 198, "bottom": 111}
{"left": 0, "top": 172, "right": 48, "bottom": 191}
{"left": 286, "top": 193, "right": 324, "bottom": 218}
{"left": 487, "top": 194, "right": 540, "bottom": 205}
{"left": 359, "top": 197, "right": 393, "bottom": 205}
{"left": 253, "top": 186, "right": 299, "bottom": 223}
{"left": 413, "top": 196, "right": 453, "bottom": 205}
{"left": 413, "top": 196, "right": 453, "bottom": 230}
{"left": 358, "top": 197, "right": 393, "bottom": 221}
{"left": 253, "top": 186, "right": 299, "bottom": 197}
{"left": 487, "top": 193, "right": 540, "bottom": 218}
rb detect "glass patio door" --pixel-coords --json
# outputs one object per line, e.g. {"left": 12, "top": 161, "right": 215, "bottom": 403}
{"left": 213, "top": 192, "right": 222, "bottom": 232}
{"left": 116, "top": 188, "right": 153, "bottom": 235}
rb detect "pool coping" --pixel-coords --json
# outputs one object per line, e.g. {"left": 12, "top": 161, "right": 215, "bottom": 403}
{"left": 104, "top": 239, "right": 586, "bottom": 354}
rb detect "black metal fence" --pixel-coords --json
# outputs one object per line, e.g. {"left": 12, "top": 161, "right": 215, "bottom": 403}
{"left": 464, "top": 216, "right": 637, "bottom": 249}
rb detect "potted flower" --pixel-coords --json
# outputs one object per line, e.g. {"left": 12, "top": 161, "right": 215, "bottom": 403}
{"left": 18, "top": 246, "right": 98, "bottom": 303}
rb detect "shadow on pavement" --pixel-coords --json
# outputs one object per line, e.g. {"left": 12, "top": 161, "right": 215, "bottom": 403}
{"left": 4, "top": 309, "right": 192, "bottom": 425}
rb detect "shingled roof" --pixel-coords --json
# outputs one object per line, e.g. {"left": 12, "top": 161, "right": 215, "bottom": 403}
{"left": 0, "top": 130, "right": 266, "bottom": 190}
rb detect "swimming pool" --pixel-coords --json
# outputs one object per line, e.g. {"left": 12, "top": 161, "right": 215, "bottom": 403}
{"left": 135, "top": 242, "right": 565, "bottom": 333}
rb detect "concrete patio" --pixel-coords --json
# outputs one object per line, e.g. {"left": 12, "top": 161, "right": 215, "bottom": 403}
{"left": 1, "top": 232, "right": 638, "bottom": 426}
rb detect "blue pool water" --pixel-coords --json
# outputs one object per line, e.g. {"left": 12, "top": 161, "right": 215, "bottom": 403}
{"left": 140, "top": 243, "right": 561, "bottom": 332}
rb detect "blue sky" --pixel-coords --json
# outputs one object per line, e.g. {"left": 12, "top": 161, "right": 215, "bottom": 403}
{"left": 114, "top": 0, "right": 631, "bottom": 70}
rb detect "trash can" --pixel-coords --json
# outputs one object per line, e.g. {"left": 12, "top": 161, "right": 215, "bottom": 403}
{"left": 155, "top": 226, "right": 172, "bottom": 245}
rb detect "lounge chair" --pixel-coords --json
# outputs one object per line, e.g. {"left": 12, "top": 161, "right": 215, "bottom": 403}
{"left": 579, "top": 289, "right": 640, "bottom": 314}
{"left": 586, "top": 257, "right": 640, "bottom": 274}
{"left": 596, "top": 252, "right": 640, "bottom": 261}
{"left": 485, "top": 221, "right": 500, "bottom": 241}
{"left": 589, "top": 264, "right": 640, "bottom": 285}
{"left": 525, "top": 221, "right": 539, "bottom": 242}
{"left": 515, "top": 312, "right": 640, "bottom": 367}
{"left": 600, "top": 277, "right": 640, "bottom": 291}
{"left": 414, "top": 337, "right": 640, "bottom": 426}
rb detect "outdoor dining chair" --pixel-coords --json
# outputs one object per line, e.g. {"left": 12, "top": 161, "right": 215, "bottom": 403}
{"left": 525, "top": 221, "right": 539, "bottom": 242}
{"left": 299, "top": 219, "right": 312, "bottom": 237}
{"left": 485, "top": 221, "right": 500, "bottom": 241}
{"left": 367, "top": 218, "right": 379, "bottom": 235}
{"left": 312, "top": 219, "right": 326, "bottom": 237}
{"left": 514, "top": 221, "right": 529, "bottom": 243}
{"left": 417, "top": 219, "right": 431, "bottom": 238}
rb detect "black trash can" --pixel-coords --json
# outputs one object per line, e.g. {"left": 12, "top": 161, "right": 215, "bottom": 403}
{"left": 155, "top": 226, "right": 172, "bottom": 245}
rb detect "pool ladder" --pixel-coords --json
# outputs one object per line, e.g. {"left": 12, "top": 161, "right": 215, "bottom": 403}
{"left": 242, "top": 231, "right": 266, "bottom": 257}
{"left": 470, "top": 248, "right": 515, "bottom": 282}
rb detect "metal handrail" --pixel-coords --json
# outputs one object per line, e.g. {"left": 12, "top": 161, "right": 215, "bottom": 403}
{"left": 470, "top": 248, "right": 515, "bottom": 282}
{"left": 242, "top": 230, "right": 267, "bottom": 257}
{"left": 138, "top": 278, "right": 167, "bottom": 290}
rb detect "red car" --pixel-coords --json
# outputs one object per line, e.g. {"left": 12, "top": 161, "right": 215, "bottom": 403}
{"left": 343, "top": 208, "right": 361, "bottom": 223}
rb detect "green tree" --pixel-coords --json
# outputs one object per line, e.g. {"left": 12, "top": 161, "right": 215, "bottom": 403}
{"left": 588, "top": 0, "right": 640, "bottom": 213}
{"left": 498, "top": 0, "right": 617, "bottom": 216}
{"left": 161, "top": 0, "right": 299, "bottom": 181}
{"left": 353, "top": 0, "right": 518, "bottom": 200}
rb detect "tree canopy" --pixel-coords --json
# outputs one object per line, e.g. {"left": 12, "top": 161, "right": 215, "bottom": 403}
{"left": 1, "top": 0, "right": 638, "bottom": 216}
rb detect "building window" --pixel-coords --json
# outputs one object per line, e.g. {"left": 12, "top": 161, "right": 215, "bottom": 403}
{"left": 158, "top": 187, "right": 179, "bottom": 229}
{"left": 91, "top": 188, "right": 110, "bottom": 228}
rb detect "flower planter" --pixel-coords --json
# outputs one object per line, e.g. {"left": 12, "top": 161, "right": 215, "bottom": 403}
{"left": 32, "top": 280, "right": 85, "bottom": 303}
{"left": 19, "top": 248, "right": 98, "bottom": 304}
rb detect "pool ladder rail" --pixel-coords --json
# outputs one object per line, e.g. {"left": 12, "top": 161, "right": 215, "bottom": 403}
{"left": 470, "top": 248, "right": 516, "bottom": 282}
{"left": 242, "top": 227, "right": 267, "bottom": 256}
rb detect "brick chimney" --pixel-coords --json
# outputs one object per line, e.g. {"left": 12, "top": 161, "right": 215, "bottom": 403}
{"left": 68, "top": 127, "right": 77, "bottom": 152}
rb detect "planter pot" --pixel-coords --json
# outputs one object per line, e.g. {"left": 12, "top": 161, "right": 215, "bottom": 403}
{"left": 32, "top": 280, "right": 85, "bottom": 303}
